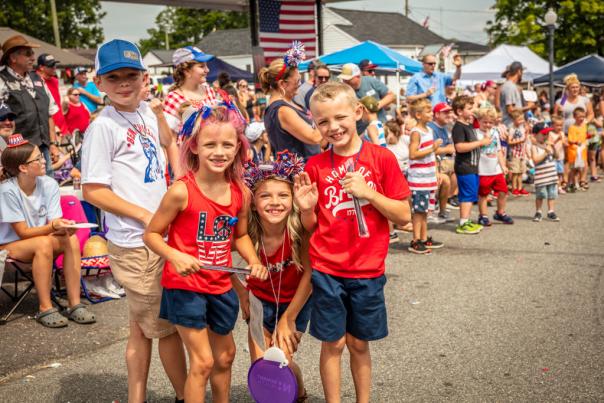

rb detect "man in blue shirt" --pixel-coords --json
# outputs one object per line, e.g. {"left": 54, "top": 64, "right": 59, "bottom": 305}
{"left": 407, "top": 54, "right": 462, "bottom": 106}
{"left": 73, "top": 67, "right": 103, "bottom": 113}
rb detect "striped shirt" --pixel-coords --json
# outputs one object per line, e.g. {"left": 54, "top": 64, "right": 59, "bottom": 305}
{"left": 363, "top": 120, "right": 387, "bottom": 147}
{"left": 508, "top": 124, "right": 527, "bottom": 158}
{"left": 163, "top": 84, "right": 218, "bottom": 132}
{"left": 407, "top": 127, "right": 438, "bottom": 191}
{"left": 532, "top": 145, "right": 558, "bottom": 187}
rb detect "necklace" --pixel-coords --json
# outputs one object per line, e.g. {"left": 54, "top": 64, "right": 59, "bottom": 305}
{"left": 260, "top": 230, "right": 287, "bottom": 343}
{"left": 115, "top": 109, "right": 148, "bottom": 138}
{"left": 330, "top": 139, "right": 364, "bottom": 174}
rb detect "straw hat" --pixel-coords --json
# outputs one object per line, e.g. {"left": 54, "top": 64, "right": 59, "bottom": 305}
{"left": 83, "top": 235, "right": 109, "bottom": 258}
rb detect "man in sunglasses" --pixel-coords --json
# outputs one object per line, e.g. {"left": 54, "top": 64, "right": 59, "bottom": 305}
{"left": 0, "top": 103, "right": 17, "bottom": 152}
{"left": 406, "top": 53, "right": 462, "bottom": 106}
{"left": 0, "top": 35, "right": 60, "bottom": 174}
{"left": 303, "top": 64, "right": 331, "bottom": 111}
{"left": 359, "top": 59, "right": 377, "bottom": 77}
{"left": 37, "top": 53, "right": 69, "bottom": 135}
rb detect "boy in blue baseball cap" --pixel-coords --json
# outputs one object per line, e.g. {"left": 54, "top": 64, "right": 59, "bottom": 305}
{"left": 81, "top": 40, "right": 186, "bottom": 403}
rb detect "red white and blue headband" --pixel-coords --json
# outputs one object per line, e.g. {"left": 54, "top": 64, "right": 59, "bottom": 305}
{"left": 243, "top": 150, "right": 305, "bottom": 190}
{"left": 275, "top": 41, "right": 306, "bottom": 81}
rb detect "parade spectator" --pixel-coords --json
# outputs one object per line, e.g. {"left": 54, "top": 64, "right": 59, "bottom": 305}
{"left": 475, "top": 80, "right": 497, "bottom": 108}
{"left": 237, "top": 79, "right": 255, "bottom": 121}
{"left": 339, "top": 63, "right": 395, "bottom": 125}
{"left": 553, "top": 73, "right": 594, "bottom": 133}
{"left": 359, "top": 59, "right": 378, "bottom": 77}
{"left": 0, "top": 103, "right": 16, "bottom": 151}
{"left": 82, "top": 39, "right": 185, "bottom": 403}
{"left": 0, "top": 35, "right": 60, "bottom": 173}
{"left": 293, "top": 60, "right": 315, "bottom": 109}
{"left": 567, "top": 107, "right": 589, "bottom": 191}
{"left": 359, "top": 96, "right": 386, "bottom": 146}
{"left": 303, "top": 64, "right": 330, "bottom": 110}
{"left": 73, "top": 67, "right": 103, "bottom": 114}
{"left": 259, "top": 57, "right": 322, "bottom": 159}
{"left": 531, "top": 128, "right": 560, "bottom": 222}
{"left": 63, "top": 88, "right": 90, "bottom": 135}
{"left": 507, "top": 109, "right": 529, "bottom": 196}
{"left": 36, "top": 53, "right": 68, "bottom": 135}
{"left": 499, "top": 61, "right": 530, "bottom": 125}
{"left": 548, "top": 115, "right": 567, "bottom": 192}
{"left": 406, "top": 54, "right": 462, "bottom": 106}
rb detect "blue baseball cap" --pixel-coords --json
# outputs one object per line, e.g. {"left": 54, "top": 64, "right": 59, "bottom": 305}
{"left": 0, "top": 103, "right": 16, "bottom": 121}
{"left": 172, "top": 46, "right": 214, "bottom": 66}
{"left": 95, "top": 39, "right": 146, "bottom": 75}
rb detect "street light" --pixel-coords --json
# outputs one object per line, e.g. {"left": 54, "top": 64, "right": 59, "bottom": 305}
{"left": 545, "top": 8, "right": 558, "bottom": 111}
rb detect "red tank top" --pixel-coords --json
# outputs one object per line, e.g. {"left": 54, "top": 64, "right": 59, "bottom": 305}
{"left": 161, "top": 172, "right": 243, "bottom": 294}
{"left": 246, "top": 235, "right": 304, "bottom": 304}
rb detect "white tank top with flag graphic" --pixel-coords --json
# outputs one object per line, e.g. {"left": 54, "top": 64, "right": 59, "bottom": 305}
{"left": 407, "top": 127, "right": 438, "bottom": 191}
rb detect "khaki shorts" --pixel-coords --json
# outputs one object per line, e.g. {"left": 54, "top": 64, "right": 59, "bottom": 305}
{"left": 108, "top": 241, "right": 175, "bottom": 339}
{"left": 438, "top": 158, "right": 455, "bottom": 175}
{"left": 508, "top": 157, "right": 526, "bottom": 174}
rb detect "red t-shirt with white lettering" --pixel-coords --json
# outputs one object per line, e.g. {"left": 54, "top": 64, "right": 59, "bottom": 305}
{"left": 161, "top": 172, "right": 243, "bottom": 294}
{"left": 247, "top": 235, "right": 303, "bottom": 303}
{"left": 305, "top": 142, "right": 410, "bottom": 278}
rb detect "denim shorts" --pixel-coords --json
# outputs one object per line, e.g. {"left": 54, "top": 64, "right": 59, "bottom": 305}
{"left": 555, "top": 160, "right": 564, "bottom": 174}
{"left": 159, "top": 288, "right": 239, "bottom": 334}
{"left": 535, "top": 183, "right": 558, "bottom": 200}
{"left": 457, "top": 173, "right": 479, "bottom": 203}
{"left": 259, "top": 297, "right": 312, "bottom": 334}
{"left": 310, "top": 270, "right": 388, "bottom": 342}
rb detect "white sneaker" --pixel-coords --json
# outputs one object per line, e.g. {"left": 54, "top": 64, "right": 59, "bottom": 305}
{"left": 427, "top": 214, "right": 446, "bottom": 225}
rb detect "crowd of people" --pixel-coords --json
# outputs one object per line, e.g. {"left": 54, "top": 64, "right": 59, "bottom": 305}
{"left": 0, "top": 33, "right": 603, "bottom": 403}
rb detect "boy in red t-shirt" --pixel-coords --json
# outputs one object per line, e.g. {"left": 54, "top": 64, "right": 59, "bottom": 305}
{"left": 294, "top": 82, "right": 411, "bottom": 402}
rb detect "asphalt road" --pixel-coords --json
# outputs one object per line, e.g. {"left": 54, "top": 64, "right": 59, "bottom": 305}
{"left": 1, "top": 182, "right": 603, "bottom": 402}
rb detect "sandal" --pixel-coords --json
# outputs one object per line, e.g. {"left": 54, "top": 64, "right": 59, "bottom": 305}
{"left": 35, "top": 308, "right": 68, "bottom": 328}
{"left": 579, "top": 181, "right": 589, "bottom": 190}
{"left": 63, "top": 303, "right": 96, "bottom": 324}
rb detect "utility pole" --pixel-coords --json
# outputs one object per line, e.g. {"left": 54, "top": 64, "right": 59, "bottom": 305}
{"left": 165, "top": 30, "right": 170, "bottom": 50}
{"left": 49, "top": 0, "right": 61, "bottom": 48}
{"left": 405, "top": 0, "right": 409, "bottom": 17}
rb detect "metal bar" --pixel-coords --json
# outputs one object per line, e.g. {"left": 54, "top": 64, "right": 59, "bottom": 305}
{"left": 548, "top": 25, "right": 554, "bottom": 109}
{"left": 316, "top": 0, "right": 323, "bottom": 55}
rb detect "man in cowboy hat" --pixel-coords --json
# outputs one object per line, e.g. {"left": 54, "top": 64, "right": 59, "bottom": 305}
{"left": 0, "top": 35, "right": 61, "bottom": 173}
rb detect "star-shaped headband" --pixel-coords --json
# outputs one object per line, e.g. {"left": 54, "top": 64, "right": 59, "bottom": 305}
{"left": 243, "top": 150, "right": 305, "bottom": 190}
{"left": 275, "top": 41, "right": 306, "bottom": 81}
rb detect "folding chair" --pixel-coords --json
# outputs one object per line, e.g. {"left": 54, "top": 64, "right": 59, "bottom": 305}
{"left": 1, "top": 259, "right": 63, "bottom": 325}
{"left": 54, "top": 195, "right": 114, "bottom": 304}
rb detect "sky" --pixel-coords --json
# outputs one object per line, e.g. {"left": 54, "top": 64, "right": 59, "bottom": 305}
{"left": 100, "top": 0, "right": 496, "bottom": 45}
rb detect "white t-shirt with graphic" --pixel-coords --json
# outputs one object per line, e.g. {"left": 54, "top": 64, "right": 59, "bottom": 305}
{"left": 81, "top": 101, "right": 166, "bottom": 248}
{"left": 0, "top": 176, "right": 62, "bottom": 244}
{"left": 477, "top": 127, "right": 503, "bottom": 176}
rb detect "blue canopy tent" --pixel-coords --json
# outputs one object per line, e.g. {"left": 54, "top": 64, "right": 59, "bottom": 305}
{"left": 533, "top": 54, "right": 604, "bottom": 87}
{"left": 150, "top": 56, "right": 254, "bottom": 83}
{"left": 299, "top": 40, "right": 422, "bottom": 106}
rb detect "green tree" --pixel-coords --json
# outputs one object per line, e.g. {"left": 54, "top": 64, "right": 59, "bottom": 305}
{"left": 139, "top": 7, "right": 249, "bottom": 55}
{"left": 486, "top": 0, "right": 604, "bottom": 64}
{"left": 0, "top": 0, "right": 105, "bottom": 48}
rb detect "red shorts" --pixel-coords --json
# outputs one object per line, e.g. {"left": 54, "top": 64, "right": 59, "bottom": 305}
{"left": 479, "top": 174, "right": 508, "bottom": 197}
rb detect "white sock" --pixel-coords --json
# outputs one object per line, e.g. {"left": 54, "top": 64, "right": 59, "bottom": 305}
{"left": 460, "top": 218, "right": 468, "bottom": 225}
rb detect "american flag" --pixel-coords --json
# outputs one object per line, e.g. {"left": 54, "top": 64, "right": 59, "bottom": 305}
{"left": 259, "top": 0, "right": 317, "bottom": 63}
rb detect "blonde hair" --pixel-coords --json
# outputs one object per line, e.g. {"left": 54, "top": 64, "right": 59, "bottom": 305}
{"left": 564, "top": 73, "right": 580, "bottom": 88}
{"left": 475, "top": 106, "right": 497, "bottom": 120}
{"left": 509, "top": 108, "right": 524, "bottom": 120}
{"left": 169, "top": 61, "right": 199, "bottom": 92}
{"left": 551, "top": 115, "right": 563, "bottom": 124}
{"left": 258, "top": 59, "right": 297, "bottom": 94}
{"left": 247, "top": 179, "right": 305, "bottom": 270}
{"left": 409, "top": 99, "right": 431, "bottom": 118}
{"left": 309, "top": 81, "right": 357, "bottom": 110}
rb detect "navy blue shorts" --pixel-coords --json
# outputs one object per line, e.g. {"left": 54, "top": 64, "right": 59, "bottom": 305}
{"left": 259, "top": 297, "right": 312, "bottom": 334}
{"left": 159, "top": 288, "right": 239, "bottom": 335}
{"left": 457, "top": 173, "right": 479, "bottom": 203}
{"left": 310, "top": 270, "right": 387, "bottom": 342}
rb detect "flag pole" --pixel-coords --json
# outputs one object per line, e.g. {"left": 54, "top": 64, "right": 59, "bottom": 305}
{"left": 316, "top": 0, "right": 323, "bottom": 55}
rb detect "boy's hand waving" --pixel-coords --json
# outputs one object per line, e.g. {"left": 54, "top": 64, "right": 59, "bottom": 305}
{"left": 294, "top": 173, "right": 318, "bottom": 212}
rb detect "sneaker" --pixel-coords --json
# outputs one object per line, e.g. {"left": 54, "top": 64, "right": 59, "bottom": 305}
{"left": 438, "top": 210, "right": 455, "bottom": 222}
{"left": 567, "top": 184, "right": 576, "bottom": 193}
{"left": 590, "top": 176, "right": 602, "bottom": 183}
{"left": 427, "top": 214, "right": 446, "bottom": 225}
{"left": 477, "top": 215, "right": 492, "bottom": 226}
{"left": 547, "top": 211, "right": 560, "bottom": 222}
{"left": 519, "top": 188, "right": 530, "bottom": 196}
{"left": 533, "top": 211, "right": 543, "bottom": 222}
{"left": 408, "top": 239, "right": 431, "bottom": 254}
{"left": 389, "top": 233, "right": 399, "bottom": 244}
{"left": 467, "top": 220, "right": 483, "bottom": 232}
{"left": 447, "top": 197, "right": 460, "bottom": 209}
{"left": 493, "top": 212, "right": 514, "bottom": 224}
{"left": 424, "top": 237, "right": 444, "bottom": 249}
{"left": 512, "top": 189, "right": 520, "bottom": 196}
{"left": 558, "top": 186, "right": 566, "bottom": 194}
{"left": 456, "top": 221, "right": 481, "bottom": 234}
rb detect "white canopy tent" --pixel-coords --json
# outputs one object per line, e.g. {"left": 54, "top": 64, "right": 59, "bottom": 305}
{"left": 460, "top": 44, "right": 553, "bottom": 83}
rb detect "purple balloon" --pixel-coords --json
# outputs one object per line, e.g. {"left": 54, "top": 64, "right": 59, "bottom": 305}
{"left": 248, "top": 358, "right": 298, "bottom": 403}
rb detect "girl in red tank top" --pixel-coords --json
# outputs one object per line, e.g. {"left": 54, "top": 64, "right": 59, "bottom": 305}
{"left": 144, "top": 102, "right": 268, "bottom": 403}
{"left": 234, "top": 152, "right": 312, "bottom": 401}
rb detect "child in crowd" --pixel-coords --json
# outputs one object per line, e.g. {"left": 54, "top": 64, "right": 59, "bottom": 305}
{"left": 586, "top": 122, "right": 601, "bottom": 183}
{"left": 507, "top": 109, "right": 529, "bottom": 196}
{"left": 531, "top": 128, "right": 560, "bottom": 222}
{"left": 567, "top": 107, "right": 588, "bottom": 191}
{"left": 144, "top": 103, "right": 268, "bottom": 403}
{"left": 359, "top": 96, "right": 386, "bottom": 146}
{"left": 475, "top": 107, "right": 513, "bottom": 226}
{"left": 407, "top": 99, "right": 444, "bottom": 254}
{"left": 81, "top": 40, "right": 186, "bottom": 403}
{"left": 548, "top": 115, "right": 567, "bottom": 193}
{"left": 296, "top": 82, "right": 410, "bottom": 402}
{"left": 385, "top": 120, "right": 414, "bottom": 234}
{"left": 245, "top": 121, "right": 271, "bottom": 164}
{"left": 452, "top": 95, "right": 490, "bottom": 234}
{"left": 0, "top": 134, "right": 95, "bottom": 328}
{"left": 63, "top": 87, "right": 91, "bottom": 135}
{"left": 235, "top": 153, "right": 312, "bottom": 402}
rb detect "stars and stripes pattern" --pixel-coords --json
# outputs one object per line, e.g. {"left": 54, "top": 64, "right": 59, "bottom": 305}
{"left": 259, "top": 0, "right": 317, "bottom": 63}
{"left": 407, "top": 127, "right": 438, "bottom": 191}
